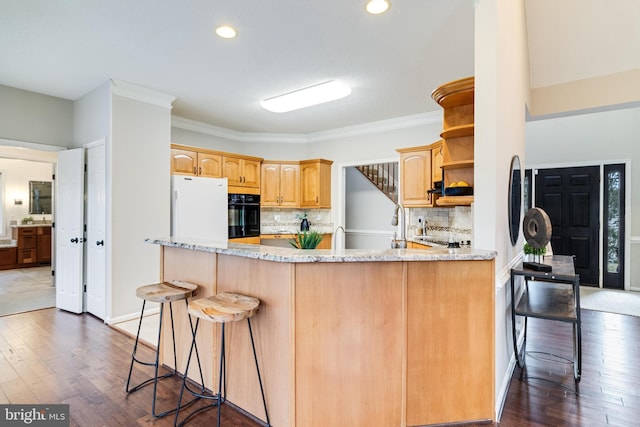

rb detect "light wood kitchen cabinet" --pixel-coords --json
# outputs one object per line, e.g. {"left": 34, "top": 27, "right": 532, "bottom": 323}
{"left": 396, "top": 146, "right": 433, "bottom": 207}
{"left": 260, "top": 233, "right": 332, "bottom": 249}
{"left": 223, "top": 155, "right": 261, "bottom": 190}
{"left": 300, "top": 159, "right": 333, "bottom": 208}
{"left": 170, "top": 147, "right": 222, "bottom": 177}
{"left": 431, "top": 76, "right": 474, "bottom": 206}
{"left": 408, "top": 241, "right": 431, "bottom": 249}
{"left": 229, "top": 236, "right": 260, "bottom": 244}
{"left": 261, "top": 161, "right": 300, "bottom": 207}
{"left": 430, "top": 140, "right": 444, "bottom": 183}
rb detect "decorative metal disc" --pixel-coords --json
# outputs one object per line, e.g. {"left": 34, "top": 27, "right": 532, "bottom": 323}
{"left": 522, "top": 208, "right": 552, "bottom": 249}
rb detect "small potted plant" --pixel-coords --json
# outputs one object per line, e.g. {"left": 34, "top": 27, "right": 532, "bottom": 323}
{"left": 289, "top": 231, "right": 323, "bottom": 249}
{"left": 524, "top": 242, "right": 547, "bottom": 263}
{"left": 21, "top": 216, "right": 34, "bottom": 225}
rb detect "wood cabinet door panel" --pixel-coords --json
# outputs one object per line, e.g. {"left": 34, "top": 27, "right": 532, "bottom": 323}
{"left": 19, "top": 235, "right": 37, "bottom": 249}
{"left": 279, "top": 164, "right": 299, "bottom": 206}
{"left": 242, "top": 159, "right": 261, "bottom": 188}
{"left": 198, "top": 153, "right": 222, "bottom": 177}
{"left": 171, "top": 149, "right": 197, "bottom": 175}
{"left": 300, "top": 163, "right": 320, "bottom": 207}
{"left": 223, "top": 156, "right": 242, "bottom": 185}
{"left": 261, "top": 163, "right": 281, "bottom": 206}
{"left": 0, "top": 248, "right": 17, "bottom": 267}
{"left": 400, "top": 150, "right": 431, "bottom": 206}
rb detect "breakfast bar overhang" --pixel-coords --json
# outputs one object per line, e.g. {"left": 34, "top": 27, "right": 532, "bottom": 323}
{"left": 147, "top": 238, "right": 497, "bottom": 426}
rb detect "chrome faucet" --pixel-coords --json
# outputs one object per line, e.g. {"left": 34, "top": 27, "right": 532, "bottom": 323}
{"left": 391, "top": 203, "right": 407, "bottom": 248}
{"left": 332, "top": 225, "right": 346, "bottom": 249}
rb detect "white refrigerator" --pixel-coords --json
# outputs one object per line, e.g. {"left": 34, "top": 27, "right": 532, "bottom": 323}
{"left": 171, "top": 176, "right": 228, "bottom": 247}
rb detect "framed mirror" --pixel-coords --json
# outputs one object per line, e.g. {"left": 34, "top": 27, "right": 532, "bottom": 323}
{"left": 29, "top": 181, "right": 52, "bottom": 215}
{"left": 508, "top": 155, "right": 522, "bottom": 246}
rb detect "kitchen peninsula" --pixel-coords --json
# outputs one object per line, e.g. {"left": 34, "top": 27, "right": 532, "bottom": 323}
{"left": 146, "top": 238, "right": 497, "bottom": 426}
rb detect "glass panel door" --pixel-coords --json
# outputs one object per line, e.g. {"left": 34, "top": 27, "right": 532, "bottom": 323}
{"left": 603, "top": 163, "right": 625, "bottom": 289}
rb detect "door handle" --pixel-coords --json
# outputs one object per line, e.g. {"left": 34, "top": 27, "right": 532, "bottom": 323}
{"left": 71, "top": 237, "right": 78, "bottom": 243}
{"left": 96, "top": 240, "right": 104, "bottom": 246}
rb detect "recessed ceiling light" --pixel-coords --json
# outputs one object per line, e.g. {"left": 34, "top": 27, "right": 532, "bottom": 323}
{"left": 261, "top": 81, "right": 352, "bottom": 113}
{"left": 215, "top": 25, "right": 237, "bottom": 39}
{"left": 366, "top": 0, "right": 390, "bottom": 14}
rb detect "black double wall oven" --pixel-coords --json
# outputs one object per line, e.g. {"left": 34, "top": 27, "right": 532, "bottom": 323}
{"left": 228, "top": 194, "right": 260, "bottom": 238}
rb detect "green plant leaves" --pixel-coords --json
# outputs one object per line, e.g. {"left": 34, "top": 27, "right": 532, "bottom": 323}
{"left": 289, "top": 231, "right": 323, "bottom": 249}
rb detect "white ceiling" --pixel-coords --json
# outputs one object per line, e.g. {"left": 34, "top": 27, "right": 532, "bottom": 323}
{"left": 1, "top": 0, "right": 638, "bottom": 135}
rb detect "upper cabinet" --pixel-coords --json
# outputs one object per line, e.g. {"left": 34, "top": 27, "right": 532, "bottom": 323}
{"left": 431, "top": 76, "right": 474, "bottom": 206}
{"left": 171, "top": 146, "right": 222, "bottom": 178}
{"left": 300, "top": 159, "right": 333, "bottom": 208}
{"left": 397, "top": 146, "right": 433, "bottom": 207}
{"left": 171, "top": 144, "right": 263, "bottom": 195}
{"left": 430, "top": 140, "right": 444, "bottom": 184}
{"left": 222, "top": 155, "right": 261, "bottom": 190}
{"left": 261, "top": 161, "right": 300, "bottom": 207}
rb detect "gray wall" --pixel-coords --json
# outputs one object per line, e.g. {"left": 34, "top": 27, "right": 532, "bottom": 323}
{"left": 0, "top": 84, "right": 73, "bottom": 147}
{"left": 525, "top": 105, "right": 640, "bottom": 290}
{"left": 345, "top": 166, "right": 396, "bottom": 249}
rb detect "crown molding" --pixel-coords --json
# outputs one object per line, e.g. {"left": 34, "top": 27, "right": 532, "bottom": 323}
{"left": 110, "top": 79, "right": 176, "bottom": 109}
{"left": 172, "top": 110, "right": 442, "bottom": 144}
{"left": 171, "top": 116, "right": 307, "bottom": 144}
{"left": 306, "top": 111, "right": 442, "bottom": 142}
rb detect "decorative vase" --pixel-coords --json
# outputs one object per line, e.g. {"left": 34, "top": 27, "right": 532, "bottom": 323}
{"left": 300, "top": 218, "right": 310, "bottom": 231}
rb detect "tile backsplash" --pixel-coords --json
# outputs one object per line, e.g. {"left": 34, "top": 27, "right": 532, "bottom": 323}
{"left": 261, "top": 208, "right": 333, "bottom": 234}
{"left": 260, "top": 206, "right": 472, "bottom": 244}
{"left": 407, "top": 206, "right": 472, "bottom": 245}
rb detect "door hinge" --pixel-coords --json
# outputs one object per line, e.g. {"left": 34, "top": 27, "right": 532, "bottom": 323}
{"left": 83, "top": 284, "right": 87, "bottom": 293}
{"left": 51, "top": 269, "right": 55, "bottom": 277}
{"left": 52, "top": 173, "right": 55, "bottom": 180}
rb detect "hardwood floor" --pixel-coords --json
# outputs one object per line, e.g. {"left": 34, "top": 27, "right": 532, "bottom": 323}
{"left": 0, "top": 308, "right": 638, "bottom": 426}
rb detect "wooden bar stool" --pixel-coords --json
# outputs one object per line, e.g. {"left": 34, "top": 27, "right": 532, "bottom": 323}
{"left": 174, "top": 292, "right": 270, "bottom": 427}
{"left": 125, "top": 280, "right": 204, "bottom": 418}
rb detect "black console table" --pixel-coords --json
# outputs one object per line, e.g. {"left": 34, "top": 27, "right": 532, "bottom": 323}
{"left": 510, "top": 255, "right": 581, "bottom": 383}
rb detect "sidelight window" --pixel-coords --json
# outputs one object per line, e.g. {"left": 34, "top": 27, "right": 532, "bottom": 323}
{"left": 603, "top": 164, "right": 625, "bottom": 289}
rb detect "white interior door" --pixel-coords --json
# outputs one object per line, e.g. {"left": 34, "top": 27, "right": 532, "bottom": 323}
{"left": 86, "top": 142, "right": 106, "bottom": 319}
{"left": 55, "top": 148, "right": 85, "bottom": 313}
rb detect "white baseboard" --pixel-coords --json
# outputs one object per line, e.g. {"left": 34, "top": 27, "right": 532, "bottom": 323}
{"left": 106, "top": 307, "right": 160, "bottom": 326}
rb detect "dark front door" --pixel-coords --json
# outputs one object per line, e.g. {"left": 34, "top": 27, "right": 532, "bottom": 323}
{"left": 535, "top": 166, "right": 599, "bottom": 286}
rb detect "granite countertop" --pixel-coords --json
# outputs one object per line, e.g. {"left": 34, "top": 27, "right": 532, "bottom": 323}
{"left": 146, "top": 237, "right": 496, "bottom": 263}
{"left": 12, "top": 223, "right": 52, "bottom": 227}
{"left": 0, "top": 239, "right": 17, "bottom": 248}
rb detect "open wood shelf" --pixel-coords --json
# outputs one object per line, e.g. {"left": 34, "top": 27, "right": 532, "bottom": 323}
{"left": 442, "top": 160, "right": 474, "bottom": 169}
{"left": 440, "top": 124, "right": 474, "bottom": 139}
{"left": 436, "top": 195, "right": 474, "bottom": 206}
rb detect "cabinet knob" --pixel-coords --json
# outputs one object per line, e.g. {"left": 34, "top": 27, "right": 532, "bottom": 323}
{"left": 193, "top": 166, "right": 197, "bottom": 175}
{"left": 199, "top": 167, "right": 202, "bottom": 175}
{"left": 96, "top": 240, "right": 104, "bottom": 246}
{"left": 70, "top": 237, "right": 78, "bottom": 243}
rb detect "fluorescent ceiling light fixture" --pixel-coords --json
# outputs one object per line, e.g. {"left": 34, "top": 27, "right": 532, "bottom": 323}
{"left": 215, "top": 25, "right": 237, "bottom": 39}
{"left": 366, "top": 0, "right": 390, "bottom": 14}
{"left": 261, "top": 81, "right": 352, "bottom": 113}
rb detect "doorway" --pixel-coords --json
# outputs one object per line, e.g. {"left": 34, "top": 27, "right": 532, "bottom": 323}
{"left": 535, "top": 166, "right": 600, "bottom": 286}
{"left": 533, "top": 164, "right": 627, "bottom": 288}
{"left": 0, "top": 154, "right": 56, "bottom": 315}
